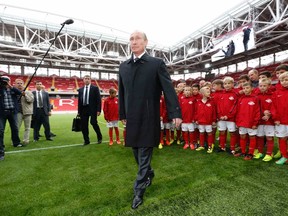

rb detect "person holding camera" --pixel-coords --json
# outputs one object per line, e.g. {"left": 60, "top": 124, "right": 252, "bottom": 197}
{"left": 0, "top": 76, "right": 24, "bottom": 161}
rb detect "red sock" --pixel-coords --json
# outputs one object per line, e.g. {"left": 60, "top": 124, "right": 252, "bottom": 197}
{"left": 266, "top": 138, "right": 274, "bottom": 155}
{"left": 176, "top": 129, "right": 181, "bottom": 140}
{"left": 240, "top": 137, "right": 247, "bottom": 154}
{"left": 219, "top": 132, "right": 226, "bottom": 149}
{"left": 160, "top": 130, "right": 164, "bottom": 144}
{"left": 114, "top": 127, "right": 120, "bottom": 140}
{"left": 248, "top": 136, "right": 257, "bottom": 155}
{"left": 199, "top": 133, "right": 205, "bottom": 147}
{"left": 182, "top": 131, "right": 188, "bottom": 144}
{"left": 256, "top": 136, "right": 264, "bottom": 153}
{"left": 165, "top": 129, "right": 171, "bottom": 144}
{"left": 230, "top": 133, "right": 236, "bottom": 151}
{"left": 279, "top": 138, "right": 287, "bottom": 158}
{"left": 189, "top": 132, "right": 194, "bottom": 145}
{"left": 109, "top": 128, "right": 113, "bottom": 141}
{"left": 208, "top": 133, "right": 214, "bottom": 147}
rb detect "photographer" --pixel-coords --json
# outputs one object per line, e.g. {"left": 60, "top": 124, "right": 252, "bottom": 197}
{"left": 0, "top": 76, "right": 24, "bottom": 161}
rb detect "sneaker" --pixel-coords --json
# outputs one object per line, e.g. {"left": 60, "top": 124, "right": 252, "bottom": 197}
{"left": 116, "top": 140, "right": 121, "bottom": 145}
{"left": 14, "top": 143, "right": 25, "bottom": 147}
{"left": 170, "top": 139, "right": 174, "bottom": 145}
{"left": 196, "top": 146, "right": 205, "bottom": 151}
{"left": 183, "top": 143, "right": 189, "bottom": 150}
{"left": 229, "top": 150, "right": 236, "bottom": 155}
{"left": 273, "top": 150, "right": 281, "bottom": 159}
{"left": 234, "top": 152, "right": 245, "bottom": 157}
{"left": 216, "top": 147, "right": 226, "bottom": 153}
{"left": 244, "top": 154, "right": 253, "bottom": 160}
{"left": 207, "top": 144, "right": 214, "bottom": 154}
{"left": 109, "top": 141, "right": 113, "bottom": 146}
{"left": 190, "top": 144, "right": 195, "bottom": 150}
{"left": 166, "top": 140, "right": 171, "bottom": 146}
{"left": 275, "top": 157, "right": 287, "bottom": 165}
{"left": 158, "top": 144, "right": 163, "bottom": 149}
{"left": 253, "top": 153, "right": 264, "bottom": 159}
{"left": 177, "top": 140, "right": 181, "bottom": 145}
{"left": 262, "top": 154, "right": 273, "bottom": 162}
{"left": 253, "top": 149, "right": 259, "bottom": 156}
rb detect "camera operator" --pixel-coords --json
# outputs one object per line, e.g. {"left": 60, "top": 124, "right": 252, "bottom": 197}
{"left": 0, "top": 76, "right": 24, "bottom": 161}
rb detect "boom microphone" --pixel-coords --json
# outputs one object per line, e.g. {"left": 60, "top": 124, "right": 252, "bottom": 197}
{"left": 61, "top": 19, "right": 74, "bottom": 25}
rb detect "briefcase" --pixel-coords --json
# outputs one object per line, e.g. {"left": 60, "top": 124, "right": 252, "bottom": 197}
{"left": 72, "top": 116, "right": 82, "bottom": 132}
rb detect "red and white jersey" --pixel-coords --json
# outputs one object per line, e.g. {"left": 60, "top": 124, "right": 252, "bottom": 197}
{"left": 235, "top": 94, "right": 260, "bottom": 128}
{"left": 180, "top": 96, "right": 196, "bottom": 123}
{"left": 271, "top": 86, "right": 288, "bottom": 125}
{"left": 216, "top": 89, "right": 238, "bottom": 121}
{"left": 195, "top": 98, "right": 217, "bottom": 125}
{"left": 103, "top": 97, "right": 119, "bottom": 121}
{"left": 178, "top": 92, "right": 185, "bottom": 103}
{"left": 257, "top": 89, "right": 274, "bottom": 125}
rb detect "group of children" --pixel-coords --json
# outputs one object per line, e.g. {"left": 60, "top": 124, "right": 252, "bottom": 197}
{"left": 159, "top": 64, "right": 288, "bottom": 165}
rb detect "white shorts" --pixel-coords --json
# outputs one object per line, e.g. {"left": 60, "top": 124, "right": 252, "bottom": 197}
{"left": 194, "top": 122, "right": 198, "bottom": 129}
{"left": 198, "top": 125, "right": 212, "bottom": 133}
{"left": 181, "top": 123, "right": 195, "bottom": 132}
{"left": 160, "top": 120, "right": 164, "bottom": 130}
{"left": 170, "top": 121, "right": 176, "bottom": 130}
{"left": 164, "top": 122, "right": 171, "bottom": 130}
{"left": 257, "top": 125, "right": 275, "bottom": 137}
{"left": 275, "top": 124, "right": 288, "bottom": 138}
{"left": 107, "top": 121, "right": 119, "bottom": 128}
{"left": 217, "top": 121, "right": 236, "bottom": 132}
{"left": 239, "top": 127, "right": 257, "bottom": 136}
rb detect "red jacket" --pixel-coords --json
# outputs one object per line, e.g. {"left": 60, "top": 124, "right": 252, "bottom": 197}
{"left": 215, "top": 89, "right": 238, "bottom": 121}
{"left": 161, "top": 96, "right": 170, "bottom": 123}
{"left": 257, "top": 90, "right": 274, "bottom": 125}
{"left": 178, "top": 92, "right": 185, "bottom": 103}
{"left": 235, "top": 94, "right": 260, "bottom": 128}
{"left": 271, "top": 86, "right": 288, "bottom": 125}
{"left": 195, "top": 98, "right": 216, "bottom": 125}
{"left": 103, "top": 97, "right": 119, "bottom": 121}
{"left": 180, "top": 96, "right": 196, "bottom": 123}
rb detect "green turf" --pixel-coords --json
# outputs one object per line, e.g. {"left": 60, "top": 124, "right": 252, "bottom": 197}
{"left": 1, "top": 114, "right": 288, "bottom": 216}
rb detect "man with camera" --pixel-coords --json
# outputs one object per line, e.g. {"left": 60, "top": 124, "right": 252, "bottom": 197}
{"left": 0, "top": 76, "right": 24, "bottom": 161}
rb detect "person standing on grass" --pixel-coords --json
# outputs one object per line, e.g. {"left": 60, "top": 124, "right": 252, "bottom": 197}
{"left": 118, "top": 30, "right": 182, "bottom": 209}
{"left": 14, "top": 78, "right": 34, "bottom": 145}
{"left": 103, "top": 88, "right": 121, "bottom": 146}
{"left": 78, "top": 75, "right": 102, "bottom": 146}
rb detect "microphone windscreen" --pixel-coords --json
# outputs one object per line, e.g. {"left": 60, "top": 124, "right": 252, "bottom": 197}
{"left": 62, "top": 19, "right": 74, "bottom": 25}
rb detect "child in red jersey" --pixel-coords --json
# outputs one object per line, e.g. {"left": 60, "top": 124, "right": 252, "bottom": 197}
{"left": 175, "top": 82, "right": 186, "bottom": 144}
{"left": 234, "top": 82, "right": 261, "bottom": 160}
{"left": 274, "top": 64, "right": 288, "bottom": 90}
{"left": 192, "top": 83, "right": 202, "bottom": 145}
{"left": 235, "top": 74, "right": 250, "bottom": 96}
{"left": 216, "top": 77, "right": 238, "bottom": 154}
{"left": 103, "top": 88, "right": 121, "bottom": 145}
{"left": 271, "top": 72, "right": 288, "bottom": 165}
{"left": 181, "top": 86, "right": 196, "bottom": 150}
{"left": 161, "top": 96, "right": 173, "bottom": 147}
{"left": 195, "top": 86, "right": 217, "bottom": 153}
{"left": 255, "top": 78, "right": 275, "bottom": 162}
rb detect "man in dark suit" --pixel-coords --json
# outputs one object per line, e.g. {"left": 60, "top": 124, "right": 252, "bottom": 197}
{"left": 32, "top": 81, "right": 53, "bottom": 141}
{"left": 78, "top": 75, "right": 102, "bottom": 145}
{"left": 118, "top": 31, "right": 182, "bottom": 209}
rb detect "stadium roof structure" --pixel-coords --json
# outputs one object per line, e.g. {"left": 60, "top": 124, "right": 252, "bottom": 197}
{"left": 0, "top": 0, "right": 287, "bottom": 76}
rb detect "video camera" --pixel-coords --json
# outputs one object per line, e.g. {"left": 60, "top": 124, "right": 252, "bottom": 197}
{"left": 0, "top": 76, "right": 10, "bottom": 86}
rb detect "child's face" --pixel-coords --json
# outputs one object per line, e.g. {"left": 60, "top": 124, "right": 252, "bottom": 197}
{"left": 202, "top": 88, "right": 211, "bottom": 97}
{"left": 110, "top": 92, "right": 116, "bottom": 98}
{"left": 224, "top": 81, "right": 233, "bottom": 90}
{"left": 259, "top": 82, "right": 269, "bottom": 93}
{"left": 259, "top": 75, "right": 268, "bottom": 80}
{"left": 192, "top": 87, "right": 199, "bottom": 95}
{"left": 238, "top": 79, "right": 248, "bottom": 88}
{"left": 280, "top": 76, "right": 288, "bottom": 88}
{"left": 183, "top": 88, "right": 191, "bottom": 97}
{"left": 243, "top": 85, "right": 252, "bottom": 95}
{"left": 276, "top": 69, "right": 286, "bottom": 78}
{"left": 212, "top": 84, "right": 221, "bottom": 91}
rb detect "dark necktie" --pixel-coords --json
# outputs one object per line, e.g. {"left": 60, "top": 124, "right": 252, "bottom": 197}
{"left": 38, "top": 91, "right": 43, "bottom": 108}
{"left": 84, "top": 86, "right": 89, "bottom": 105}
{"left": 134, "top": 57, "right": 139, "bottom": 62}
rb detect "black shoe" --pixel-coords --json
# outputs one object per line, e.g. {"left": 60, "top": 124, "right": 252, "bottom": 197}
{"left": 50, "top": 133, "right": 56, "bottom": 137}
{"left": 83, "top": 142, "right": 90, "bottom": 146}
{"left": 14, "top": 143, "right": 25, "bottom": 147}
{"left": 46, "top": 138, "right": 53, "bottom": 141}
{"left": 145, "top": 172, "right": 155, "bottom": 188}
{"left": 38, "top": 134, "right": 43, "bottom": 137}
{"left": 131, "top": 196, "right": 143, "bottom": 209}
{"left": 97, "top": 139, "right": 102, "bottom": 144}
{"left": 216, "top": 147, "right": 226, "bottom": 153}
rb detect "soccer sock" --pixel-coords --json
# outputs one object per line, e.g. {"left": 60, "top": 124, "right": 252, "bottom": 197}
{"left": 256, "top": 136, "right": 264, "bottom": 153}
{"left": 165, "top": 129, "right": 171, "bottom": 144}
{"left": 176, "top": 129, "right": 181, "bottom": 141}
{"left": 160, "top": 130, "right": 164, "bottom": 144}
{"left": 199, "top": 133, "right": 205, "bottom": 147}
{"left": 208, "top": 133, "right": 214, "bottom": 147}
{"left": 189, "top": 132, "right": 194, "bottom": 145}
{"left": 219, "top": 132, "right": 226, "bottom": 149}
{"left": 266, "top": 138, "right": 274, "bottom": 156}
{"left": 230, "top": 133, "right": 236, "bottom": 151}
{"left": 248, "top": 136, "right": 257, "bottom": 155}
{"left": 109, "top": 128, "right": 113, "bottom": 141}
{"left": 182, "top": 131, "right": 188, "bottom": 144}
{"left": 114, "top": 127, "right": 120, "bottom": 140}
{"left": 240, "top": 136, "right": 247, "bottom": 154}
{"left": 279, "top": 138, "right": 288, "bottom": 158}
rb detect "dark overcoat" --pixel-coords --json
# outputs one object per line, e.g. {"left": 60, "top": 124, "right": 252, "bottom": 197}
{"left": 78, "top": 85, "right": 101, "bottom": 124}
{"left": 118, "top": 53, "right": 181, "bottom": 148}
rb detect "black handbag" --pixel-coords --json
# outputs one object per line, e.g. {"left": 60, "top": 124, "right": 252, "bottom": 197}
{"left": 72, "top": 116, "right": 82, "bottom": 132}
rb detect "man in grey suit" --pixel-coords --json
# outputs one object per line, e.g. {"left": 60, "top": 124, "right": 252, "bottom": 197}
{"left": 32, "top": 81, "right": 53, "bottom": 141}
{"left": 118, "top": 31, "right": 182, "bottom": 209}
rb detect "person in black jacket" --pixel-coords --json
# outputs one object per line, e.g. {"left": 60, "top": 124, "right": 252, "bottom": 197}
{"left": 118, "top": 31, "right": 182, "bottom": 209}
{"left": 243, "top": 27, "right": 251, "bottom": 51}
{"left": 78, "top": 75, "right": 102, "bottom": 145}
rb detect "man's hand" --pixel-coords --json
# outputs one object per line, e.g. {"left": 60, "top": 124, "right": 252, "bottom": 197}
{"left": 97, "top": 112, "right": 101, "bottom": 116}
{"left": 173, "top": 118, "right": 182, "bottom": 128}
{"left": 121, "top": 119, "right": 127, "bottom": 126}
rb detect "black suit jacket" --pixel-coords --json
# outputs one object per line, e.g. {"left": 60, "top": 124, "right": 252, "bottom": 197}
{"left": 118, "top": 53, "right": 181, "bottom": 148}
{"left": 78, "top": 85, "right": 101, "bottom": 124}
{"left": 32, "top": 90, "right": 51, "bottom": 116}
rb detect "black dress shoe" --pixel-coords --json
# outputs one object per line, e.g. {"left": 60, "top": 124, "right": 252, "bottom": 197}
{"left": 131, "top": 196, "right": 143, "bottom": 209}
{"left": 83, "top": 142, "right": 90, "bottom": 146}
{"left": 145, "top": 172, "right": 155, "bottom": 188}
{"left": 46, "top": 138, "right": 53, "bottom": 141}
{"left": 97, "top": 139, "right": 102, "bottom": 144}
{"left": 50, "top": 133, "right": 56, "bottom": 137}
